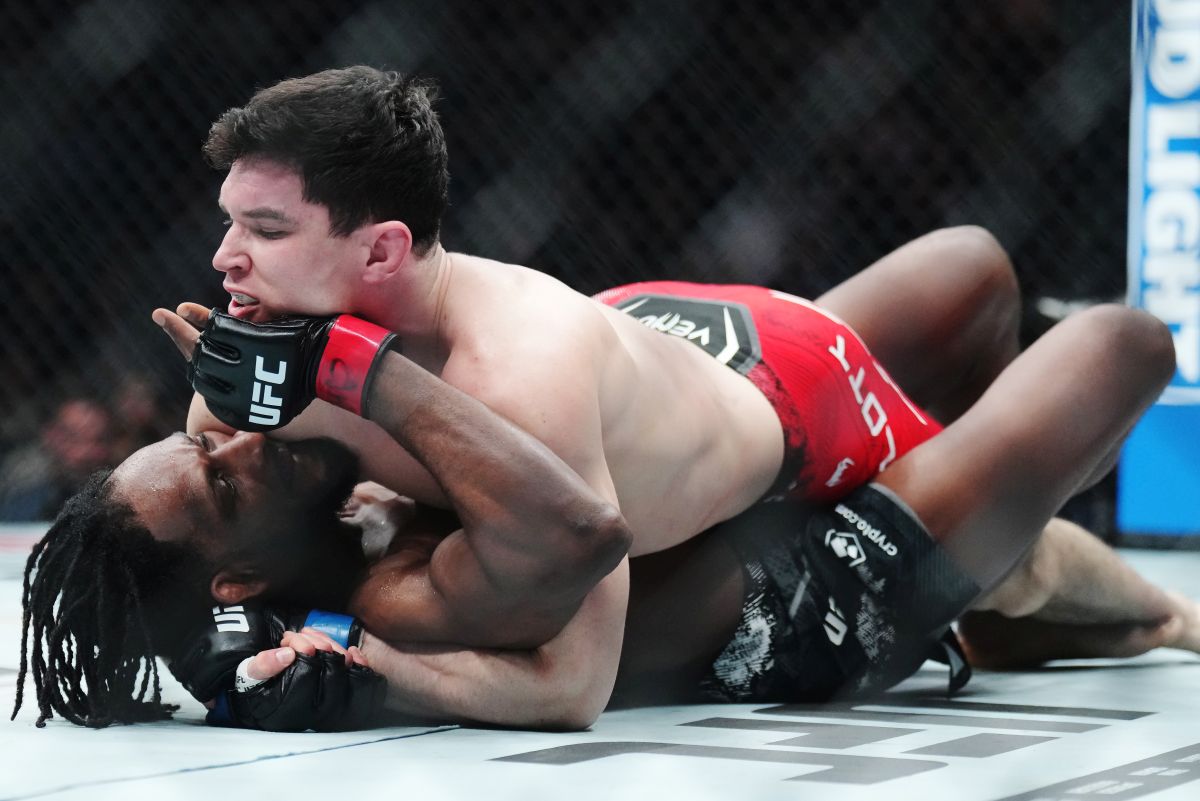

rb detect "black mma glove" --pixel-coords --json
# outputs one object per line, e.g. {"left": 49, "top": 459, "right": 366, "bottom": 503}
{"left": 189, "top": 311, "right": 398, "bottom": 431}
{"left": 168, "top": 604, "right": 385, "bottom": 732}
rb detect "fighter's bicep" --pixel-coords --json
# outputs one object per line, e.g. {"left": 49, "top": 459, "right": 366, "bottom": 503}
{"left": 426, "top": 531, "right": 630, "bottom": 650}
{"left": 351, "top": 532, "right": 591, "bottom": 647}
{"left": 348, "top": 553, "right": 460, "bottom": 644}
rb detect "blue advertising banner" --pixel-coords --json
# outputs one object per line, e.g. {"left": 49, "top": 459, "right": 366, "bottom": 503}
{"left": 1119, "top": 0, "right": 1200, "bottom": 538}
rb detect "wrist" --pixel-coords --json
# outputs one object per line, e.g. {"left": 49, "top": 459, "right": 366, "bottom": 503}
{"left": 314, "top": 315, "right": 397, "bottom": 417}
{"left": 302, "top": 609, "right": 365, "bottom": 649}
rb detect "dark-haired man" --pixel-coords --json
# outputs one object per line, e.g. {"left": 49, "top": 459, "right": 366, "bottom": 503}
{"left": 161, "top": 66, "right": 1194, "bottom": 726}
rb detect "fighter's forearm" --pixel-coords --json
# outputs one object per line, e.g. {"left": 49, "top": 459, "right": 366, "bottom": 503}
{"left": 356, "top": 556, "right": 628, "bottom": 730}
{"left": 358, "top": 634, "right": 601, "bottom": 730}
{"left": 365, "top": 350, "right": 631, "bottom": 604}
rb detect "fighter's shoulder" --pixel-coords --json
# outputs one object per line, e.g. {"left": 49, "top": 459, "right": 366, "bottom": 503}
{"left": 441, "top": 261, "right": 622, "bottom": 433}
{"left": 450, "top": 259, "right": 617, "bottom": 359}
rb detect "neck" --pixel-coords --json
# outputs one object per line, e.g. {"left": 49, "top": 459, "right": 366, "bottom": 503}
{"left": 269, "top": 521, "right": 368, "bottom": 612}
{"left": 354, "top": 243, "right": 454, "bottom": 347}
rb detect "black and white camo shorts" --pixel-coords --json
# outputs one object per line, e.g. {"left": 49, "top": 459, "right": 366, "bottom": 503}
{"left": 699, "top": 483, "right": 979, "bottom": 702}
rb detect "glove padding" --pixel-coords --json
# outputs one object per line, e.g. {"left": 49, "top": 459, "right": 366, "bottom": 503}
{"left": 214, "top": 650, "right": 385, "bottom": 732}
{"left": 168, "top": 603, "right": 384, "bottom": 732}
{"left": 189, "top": 311, "right": 397, "bottom": 431}
{"left": 168, "top": 604, "right": 299, "bottom": 703}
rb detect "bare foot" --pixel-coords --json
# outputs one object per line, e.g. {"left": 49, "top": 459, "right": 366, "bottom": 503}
{"left": 1159, "top": 591, "right": 1200, "bottom": 653}
{"left": 957, "top": 610, "right": 1181, "bottom": 670}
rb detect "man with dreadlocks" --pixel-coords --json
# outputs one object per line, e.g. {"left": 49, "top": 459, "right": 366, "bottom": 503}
{"left": 11, "top": 429, "right": 390, "bottom": 730}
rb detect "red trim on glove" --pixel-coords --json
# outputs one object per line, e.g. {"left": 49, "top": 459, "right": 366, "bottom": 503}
{"left": 315, "top": 315, "right": 395, "bottom": 415}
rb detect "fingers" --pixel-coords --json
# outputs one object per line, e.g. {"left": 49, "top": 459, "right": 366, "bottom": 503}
{"left": 280, "top": 628, "right": 357, "bottom": 667}
{"left": 338, "top": 495, "right": 363, "bottom": 519}
{"left": 177, "top": 302, "right": 212, "bottom": 328}
{"left": 244, "top": 647, "right": 297, "bottom": 682}
{"left": 280, "top": 630, "right": 319, "bottom": 656}
{"left": 150, "top": 302, "right": 211, "bottom": 360}
{"left": 340, "top": 482, "right": 399, "bottom": 519}
{"left": 300, "top": 627, "right": 348, "bottom": 656}
{"left": 347, "top": 645, "right": 368, "bottom": 668}
{"left": 152, "top": 307, "right": 202, "bottom": 360}
{"left": 351, "top": 481, "right": 404, "bottom": 505}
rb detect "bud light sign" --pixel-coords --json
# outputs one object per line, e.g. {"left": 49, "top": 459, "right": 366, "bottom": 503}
{"left": 1119, "top": 0, "right": 1200, "bottom": 538}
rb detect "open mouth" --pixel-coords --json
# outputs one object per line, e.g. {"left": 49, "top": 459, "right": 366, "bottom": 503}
{"left": 227, "top": 292, "right": 261, "bottom": 318}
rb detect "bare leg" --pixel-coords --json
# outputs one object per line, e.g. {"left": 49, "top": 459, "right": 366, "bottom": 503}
{"left": 974, "top": 518, "right": 1176, "bottom": 623}
{"left": 874, "top": 305, "right": 1175, "bottom": 595}
{"left": 815, "top": 229, "right": 1199, "bottom": 666}
{"left": 816, "top": 226, "right": 1021, "bottom": 422}
{"left": 956, "top": 613, "right": 1185, "bottom": 668}
{"left": 811, "top": 233, "right": 1195, "bottom": 674}
{"left": 959, "top": 518, "right": 1200, "bottom": 667}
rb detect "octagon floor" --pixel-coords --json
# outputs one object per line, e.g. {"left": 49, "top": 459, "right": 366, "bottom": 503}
{"left": 4, "top": 525, "right": 1199, "bottom": 801}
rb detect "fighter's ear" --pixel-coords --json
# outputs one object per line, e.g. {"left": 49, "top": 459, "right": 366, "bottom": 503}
{"left": 210, "top": 565, "right": 268, "bottom": 605}
{"left": 363, "top": 221, "right": 413, "bottom": 283}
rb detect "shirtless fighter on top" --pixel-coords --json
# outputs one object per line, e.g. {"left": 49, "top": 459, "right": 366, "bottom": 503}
{"left": 14, "top": 66, "right": 1198, "bottom": 731}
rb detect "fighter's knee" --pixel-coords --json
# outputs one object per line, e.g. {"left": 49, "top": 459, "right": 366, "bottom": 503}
{"left": 1078, "top": 305, "right": 1176, "bottom": 388}
{"left": 927, "top": 227, "right": 1021, "bottom": 335}
{"left": 1125, "top": 308, "right": 1175, "bottom": 382}
{"left": 933, "top": 226, "right": 1018, "bottom": 294}
{"left": 936, "top": 225, "right": 1006, "bottom": 259}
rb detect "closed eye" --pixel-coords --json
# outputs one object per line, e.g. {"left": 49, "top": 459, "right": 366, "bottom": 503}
{"left": 214, "top": 472, "right": 239, "bottom": 518}
{"left": 189, "top": 433, "right": 237, "bottom": 517}
{"left": 220, "top": 212, "right": 287, "bottom": 240}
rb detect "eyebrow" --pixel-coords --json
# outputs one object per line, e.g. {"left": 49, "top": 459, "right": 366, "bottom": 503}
{"left": 217, "top": 202, "right": 297, "bottom": 226}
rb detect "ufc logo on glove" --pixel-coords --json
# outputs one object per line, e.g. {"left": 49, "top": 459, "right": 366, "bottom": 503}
{"left": 188, "top": 310, "right": 396, "bottom": 432}
{"left": 249, "top": 357, "right": 288, "bottom": 426}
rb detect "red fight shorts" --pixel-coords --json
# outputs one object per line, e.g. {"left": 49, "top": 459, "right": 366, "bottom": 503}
{"left": 593, "top": 281, "right": 942, "bottom": 505}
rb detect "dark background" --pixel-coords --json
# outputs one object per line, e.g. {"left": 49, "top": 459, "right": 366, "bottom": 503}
{"left": 0, "top": 1, "right": 1131, "bottom": 524}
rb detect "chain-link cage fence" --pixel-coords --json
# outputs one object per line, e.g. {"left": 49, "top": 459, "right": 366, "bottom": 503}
{"left": 0, "top": 0, "right": 1131, "bottom": 521}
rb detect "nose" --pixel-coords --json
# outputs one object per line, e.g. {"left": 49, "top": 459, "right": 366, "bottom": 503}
{"left": 212, "top": 431, "right": 266, "bottom": 471}
{"left": 213, "top": 225, "right": 250, "bottom": 274}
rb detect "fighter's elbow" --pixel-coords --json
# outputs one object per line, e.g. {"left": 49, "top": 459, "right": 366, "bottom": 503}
{"left": 571, "top": 501, "right": 632, "bottom": 578}
{"left": 505, "top": 638, "right": 613, "bottom": 731}
{"left": 531, "top": 671, "right": 608, "bottom": 731}
{"left": 542, "top": 700, "right": 602, "bottom": 731}
{"left": 532, "top": 502, "right": 631, "bottom": 605}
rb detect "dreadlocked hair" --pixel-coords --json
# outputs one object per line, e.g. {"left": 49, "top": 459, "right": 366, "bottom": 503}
{"left": 13, "top": 470, "right": 210, "bottom": 728}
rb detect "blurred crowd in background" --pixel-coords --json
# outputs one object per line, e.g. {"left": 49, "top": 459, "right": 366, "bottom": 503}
{"left": 0, "top": 373, "right": 172, "bottom": 520}
{"left": 1, "top": 0, "right": 1131, "bottom": 525}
